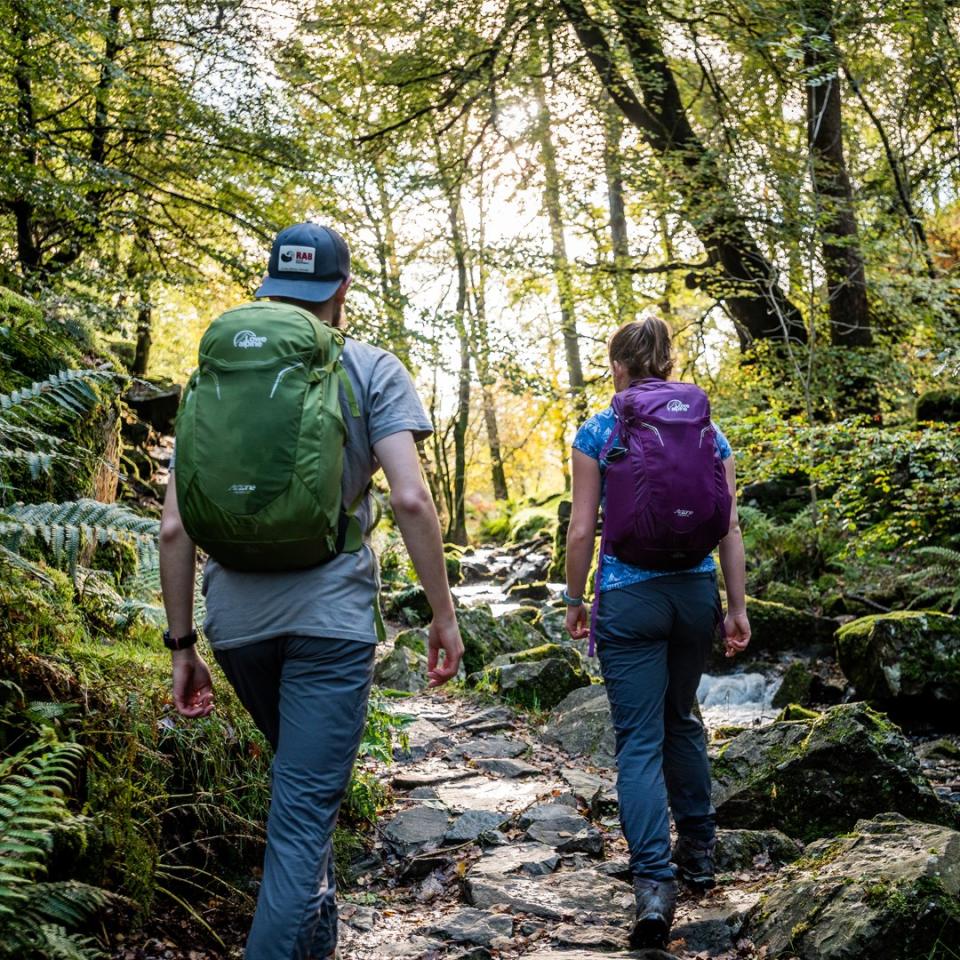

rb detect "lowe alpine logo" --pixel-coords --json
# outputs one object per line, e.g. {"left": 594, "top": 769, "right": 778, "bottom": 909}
{"left": 233, "top": 330, "right": 267, "bottom": 349}
{"left": 666, "top": 398, "right": 690, "bottom": 412}
{"left": 674, "top": 508, "right": 694, "bottom": 518}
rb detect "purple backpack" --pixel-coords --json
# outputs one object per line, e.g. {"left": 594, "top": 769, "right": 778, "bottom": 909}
{"left": 598, "top": 379, "right": 731, "bottom": 571}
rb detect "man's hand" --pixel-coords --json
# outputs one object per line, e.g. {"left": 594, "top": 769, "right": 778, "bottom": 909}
{"left": 565, "top": 604, "right": 589, "bottom": 640}
{"left": 427, "top": 614, "right": 463, "bottom": 687}
{"left": 171, "top": 648, "right": 215, "bottom": 717}
{"left": 723, "top": 611, "right": 751, "bottom": 658}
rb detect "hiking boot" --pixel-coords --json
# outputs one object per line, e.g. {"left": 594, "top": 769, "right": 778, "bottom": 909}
{"left": 629, "top": 877, "right": 677, "bottom": 950}
{"left": 673, "top": 834, "right": 716, "bottom": 891}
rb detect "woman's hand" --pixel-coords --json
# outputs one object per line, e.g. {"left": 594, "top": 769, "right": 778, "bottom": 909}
{"left": 565, "top": 604, "right": 590, "bottom": 640}
{"left": 723, "top": 611, "right": 751, "bottom": 658}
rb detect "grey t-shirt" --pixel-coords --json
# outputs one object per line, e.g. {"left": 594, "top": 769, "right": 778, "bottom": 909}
{"left": 197, "top": 336, "right": 432, "bottom": 650}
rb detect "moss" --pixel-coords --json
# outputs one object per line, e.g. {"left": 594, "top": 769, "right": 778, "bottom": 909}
{"left": 394, "top": 629, "right": 428, "bottom": 656}
{"left": 775, "top": 703, "right": 820, "bottom": 722}
{"left": 771, "top": 662, "right": 815, "bottom": 709}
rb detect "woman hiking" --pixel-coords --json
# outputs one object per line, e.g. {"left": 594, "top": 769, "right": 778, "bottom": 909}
{"left": 563, "top": 315, "right": 751, "bottom": 950}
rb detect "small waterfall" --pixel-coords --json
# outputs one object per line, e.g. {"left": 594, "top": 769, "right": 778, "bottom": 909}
{"left": 697, "top": 672, "right": 781, "bottom": 728}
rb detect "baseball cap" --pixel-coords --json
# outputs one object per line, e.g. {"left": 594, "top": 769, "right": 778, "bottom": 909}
{"left": 254, "top": 223, "right": 350, "bottom": 302}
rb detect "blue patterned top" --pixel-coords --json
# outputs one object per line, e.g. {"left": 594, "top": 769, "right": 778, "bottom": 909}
{"left": 573, "top": 406, "right": 733, "bottom": 593}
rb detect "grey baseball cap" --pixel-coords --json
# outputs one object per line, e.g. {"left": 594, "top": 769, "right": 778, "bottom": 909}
{"left": 254, "top": 222, "right": 350, "bottom": 302}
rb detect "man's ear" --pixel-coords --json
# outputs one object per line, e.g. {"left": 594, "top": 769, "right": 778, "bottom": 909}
{"left": 334, "top": 277, "right": 352, "bottom": 304}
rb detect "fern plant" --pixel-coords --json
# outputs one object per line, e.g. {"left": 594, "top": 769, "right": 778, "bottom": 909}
{"left": 902, "top": 545, "right": 960, "bottom": 613}
{"left": 0, "top": 736, "right": 113, "bottom": 959}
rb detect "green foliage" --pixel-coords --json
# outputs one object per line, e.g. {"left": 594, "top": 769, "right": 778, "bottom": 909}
{"left": 0, "top": 736, "right": 113, "bottom": 960}
{"left": 899, "top": 546, "right": 960, "bottom": 613}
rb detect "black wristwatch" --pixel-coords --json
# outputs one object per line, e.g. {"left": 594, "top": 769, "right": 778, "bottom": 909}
{"left": 163, "top": 628, "right": 198, "bottom": 651}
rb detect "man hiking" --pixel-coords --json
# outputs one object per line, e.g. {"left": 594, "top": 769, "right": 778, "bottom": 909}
{"left": 159, "top": 222, "right": 464, "bottom": 960}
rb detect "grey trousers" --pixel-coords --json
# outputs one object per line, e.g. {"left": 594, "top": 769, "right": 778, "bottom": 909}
{"left": 214, "top": 635, "right": 375, "bottom": 960}
{"left": 594, "top": 573, "right": 718, "bottom": 882}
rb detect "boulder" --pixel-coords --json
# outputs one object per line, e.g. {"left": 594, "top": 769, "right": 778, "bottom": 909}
{"left": 836, "top": 610, "right": 960, "bottom": 723}
{"left": 374, "top": 644, "right": 428, "bottom": 693}
{"left": 747, "top": 812, "right": 960, "bottom": 959}
{"left": 445, "top": 810, "right": 509, "bottom": 842}
{"left": 712, "top": 702, "right": 956, "bottom": 840}
{"left": 458, "top": 604, "right": 544, "bottom": 675}
{"left": 394, "top": 628, "right": 428, "bottom": 656}
{"left": 763, "top": 581, "right": 812, "bottom": 610}
{"left": 541, "top": 684, "right": 615, "bottom": 767}
{"left": 382, "top": 804, "right": 450, "bottom": 855}
{"left": 506, "top": 581, "right": 551, "bottom": 602}
{"left": 734, "top": 597, "right": 837, "bottom": 655}
{"left": 770, "top": 661, "right": 815, "bottom": 709}
{"left": 384, "top": 585, "right": 432, "bottom": 627}
{"left": 445, "top": 549, "right": 463, "bottom": 586}
{"left": 534, "top": 607, "right": 567, "bottom": 644}
{"left": 473, "top": 644, "right": 592, "bottom": 711}
{"left": 124, "top": 379, "right": 181, "bottom": 434}
{"left": 714, "top": 828, "right": 802, "bottom": 871}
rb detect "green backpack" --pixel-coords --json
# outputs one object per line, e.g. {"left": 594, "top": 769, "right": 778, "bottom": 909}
{"left": 174, "top": 300, "right": 361, "bottom": 571}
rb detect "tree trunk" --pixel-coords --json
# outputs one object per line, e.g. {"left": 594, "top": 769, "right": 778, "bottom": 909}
{"left": 372, "top": 156, "right": 412, "bottom": 366}
{"left": 603, "top": 99, "right": 636, "bottom": 326}
{"left": 132, "top": 302, "right": 152, "bottom": 376}
{"left": 803, "top": 0, "right": 872, "bottom": 347}
{"left": 530, "top": 31, "right": 589, "bottom": 425}
{"left": 12, "top": 1, "right": 39, "bottom": 276}
{"left": 560, "top": 0, "right": 807, "bottom": 347}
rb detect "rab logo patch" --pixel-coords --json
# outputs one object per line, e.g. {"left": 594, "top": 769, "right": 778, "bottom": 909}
{"left": 233, "top": 330, "right": 267, "bottom": 349}
{"left": 277, "top": 244, "right": 316, "bottom": 273}
{"left": 666, "top": 398, "right": 690, "bottom": 412}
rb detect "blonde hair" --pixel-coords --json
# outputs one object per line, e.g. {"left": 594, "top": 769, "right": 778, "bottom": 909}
{"left": 608, "top": 315, "right": 674, "bottom": 382}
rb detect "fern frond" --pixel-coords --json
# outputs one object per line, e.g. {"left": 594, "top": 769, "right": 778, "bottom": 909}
{"left": 20, "top": 922, "right": 102, "bottom": 960}
{"left": 19, "top": 881, "right": 113, "bottom": 930}
{"left": 0, "top": 370, "right": 114, "bottom": 419}
{"left": 0, "top": 499, "right": 159, "bottom": 576}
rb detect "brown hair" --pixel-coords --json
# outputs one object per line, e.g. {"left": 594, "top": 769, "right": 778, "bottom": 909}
{"left": 608, "top": 315, "right": 674, "bottom": 382}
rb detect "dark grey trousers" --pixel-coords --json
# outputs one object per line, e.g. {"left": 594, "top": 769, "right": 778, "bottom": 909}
{"left": 594, "top": 573, "right": 718, "bottom": 882}
{"left": 214, "top": 635, "right": 375, "bottom": 960}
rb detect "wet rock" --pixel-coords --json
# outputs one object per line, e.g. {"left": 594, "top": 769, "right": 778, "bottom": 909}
{"left": 714, "top": 828, "right": 803, "bottom": 871}
{"left": 374, "top": 644, "right": 428, "bottom": 693}
{"left": 673, "top": 889, "right": 760, "bottom": 954}
{"left": 458, "top": 604, "right": 543, "bottom": 675}
{"left": 507, "top": 580, "right": 551, "bottom": 602}
{"left": 541, "top": 685, "right": 616, "bottom": 767}
{"left": 747, "top": 812, "right": 960, "bottom": 959}
{"left": 770, "top": 660, "right": 815, "bottom": 709}
{"left": 465, "top": 866, "right": 634, "bottom": 922}
{"left": 382, "top": 804, "right": 450, "bottom": 855}
{"left": 445, "top": 810, "right": 509, "bottom": 842}
{"left": 455, "top": 736, "right": 527, "bottom": 759}
{"left": 474, "top": 644, "right": 592, "bottom": 710}
{"left": 460, "top": 557, "right": 492, "bottom": 583}
{"left": 469, "top": 843, "right": 560, "bottom": 879}
{"left": 473, "top": 757, "right": 540, "bottom": 778}
{"left": 426, "top": 908, "right": 513, "bottom": 945}
{"left": 712, "top": 702, "right": 957, "bottom": 840}
{"left": 836, "top": 610, "right": 960, "bottom": 723}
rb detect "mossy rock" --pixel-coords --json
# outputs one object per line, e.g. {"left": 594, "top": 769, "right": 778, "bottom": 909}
{"left": 836, "top": 610, "right": 960, "bottom": 723}
{"left": 444, "top": 549, "right": 463, "bottom": 586}
{"left": 457, "top": 604, "right": 543, "bottom": 676}
{"left": 510, "top": 605, "right": 541, "bottom": 625}
{"left": 383, "top": 585, "right": 432, "bottom": 627}
{"left": 771, "top": 661, "right": 815, "bottom": 709}
{"left": 507, "top": 494, "right": 564, "bottom": 544}
{"left": 916, "top": 387, "right": 960, "bottom": 423}
{"left": 714, "top": 828, "right": 802, "bottom": 871}
{"left": 474, "top": 646, "right": 591, "bottom": 711}
{"left": 747, "top": 813, "right": 960, "bottom": 960}
{"left": 506, "top": 580, "right": 550, "bottom": 602}
{"left": 712, "top": 702, "right": 957, "bottom": 841}
{"left": 534, "top": 606, "right": 567, "bottom": 644}
{"left": 736, "top": 597, "right": 836, "bottom": 654}
{"left": 394, "top": 629, "right": 428, "bottom": 656}
{"left": 763, "top": 581, "right": 812, "bottom": 610}
{"left": 374, "top": 645, "right": 428, "bottom": 693}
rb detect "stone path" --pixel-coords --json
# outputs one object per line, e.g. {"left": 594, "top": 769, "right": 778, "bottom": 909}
{"left": 336, "top": 691, "right": 773, "bottom": 960}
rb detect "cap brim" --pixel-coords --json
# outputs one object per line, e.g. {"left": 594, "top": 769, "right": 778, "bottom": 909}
{"left": 254, "top": 276, "right": 343, "bottom": 302}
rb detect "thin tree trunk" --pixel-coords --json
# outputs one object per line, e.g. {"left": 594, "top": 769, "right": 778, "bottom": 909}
{"left": 373, "top": 156, "right": 411, "bottom": 366}
{"left": 530, "top": 31, "right": 589, "bottom": 425}
{"left": 603, "top": 99, "right": 636, "bottom": 325}
{"left": 12, "top": 1, "right": 39, "bottom": 275}
{"left": 132, "top": 302, "right": 152, "bottom": 375}
{"left": 803, "top": 0, "right": 872, "bottom": 347}
{"left": 561, "top": 0, "right": 807, "bottom": 347}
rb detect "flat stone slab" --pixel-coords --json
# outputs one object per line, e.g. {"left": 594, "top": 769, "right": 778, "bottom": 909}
{"left": 393, "top": 767, "right": 476, "bottom": 790}
{"left": 382, "top": 804, "right": 450, "bottom": 853}
{"left": 455, "top": 735, "right": 528, "bottom": 759}
{"left": 474, "top": 757, "right": 541, "bottom": 778}
{"left": 552, "top": 924, "right": 628, "bottom": 950}
{"left": 426, "top": 907, "right": 514, "bottom": 945}
{"left": 452, "top": 706, "right": 517, "bottom": 730}
{"left": 445, "top": 809, "right": 510, "bottom": 842}
{"left": 465, "top": 867, "right": 635, "bottom": 922}
{"left": 560, "top": 766, "right": 618, "bottom": 815}
{"left": 672, "top": 889, "right": 760, "bottom": 954}
{"left": 469, "top": 843, "right": 560, "bottom": 879}
{"left": 434, "top": 775, "right": 546, "bottom": 814}
{"left": 518, "top": 802, "right": 581, "bottom": 828}
{"left": 526, "top": 822, "right": 605, "bottom": 856}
